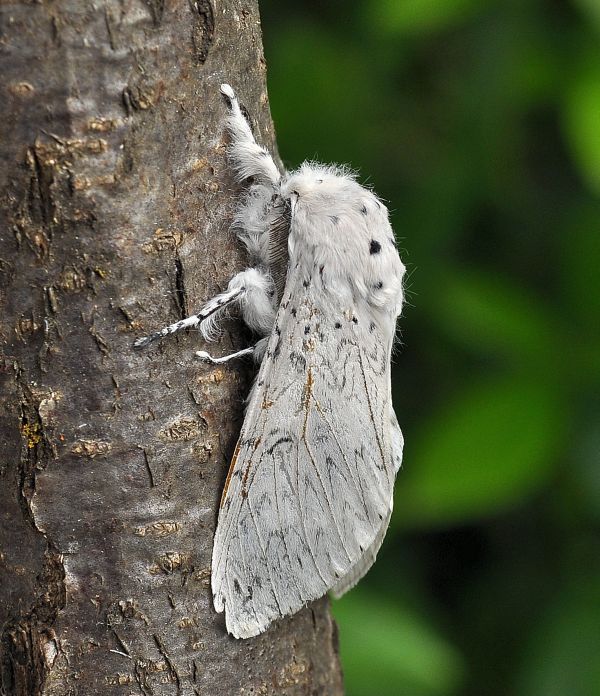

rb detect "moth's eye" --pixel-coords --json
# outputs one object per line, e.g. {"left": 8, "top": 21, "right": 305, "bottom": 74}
{"left": 316, "top": 179, "right": 323, "bottom": 184}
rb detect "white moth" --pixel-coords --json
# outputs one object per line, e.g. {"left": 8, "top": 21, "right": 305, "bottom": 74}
{"left": 134, "top": 83, "right": 406, "bottom": 639}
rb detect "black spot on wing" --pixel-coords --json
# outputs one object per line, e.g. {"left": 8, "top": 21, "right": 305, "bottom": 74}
{"left": 370, "top": 240, "right": 381, "bottom": 255}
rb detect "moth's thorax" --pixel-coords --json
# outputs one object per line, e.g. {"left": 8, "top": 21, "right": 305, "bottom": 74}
{"left": 281, "top": 163, "right": 386, "bottom": 225}
{"left": 278, "top": 163, "right": 406, "bottom": 323}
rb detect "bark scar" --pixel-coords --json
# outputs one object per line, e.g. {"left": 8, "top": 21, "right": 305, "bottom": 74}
{"left": 153, "top": 634, "right": 182, "bottom": 694}
{"left": 2, "top": 369, "right": 66, "bottom": 694}
{"left": 189, "top": 0, "right": 215, "bottom": 64}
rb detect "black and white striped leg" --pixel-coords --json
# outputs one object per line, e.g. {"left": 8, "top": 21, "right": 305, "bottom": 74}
{"left": 133, "top": 285, "right": 245, "bottom": 349}
{"left": 195, "top": 346, "right": 255, "bottom": 364}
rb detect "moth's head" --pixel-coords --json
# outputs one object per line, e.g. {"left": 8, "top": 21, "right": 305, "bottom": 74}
{"left": 281, "top": 163, "right": 361, "bottom": 217}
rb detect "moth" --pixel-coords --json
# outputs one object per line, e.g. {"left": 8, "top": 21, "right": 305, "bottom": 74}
{"left": 134, "top": 84, "right": 406, "bottom": 639}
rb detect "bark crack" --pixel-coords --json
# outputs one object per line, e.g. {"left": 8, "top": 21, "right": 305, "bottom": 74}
{"left": 174, "top": 254, "right": 188, "bottom": 320}
{"left": 143, "top": 0, "right": 165, "bottom": 27}
{"left": 0, "top": 365, "right": 67, "bottom": 696}
{"left": 190, "top": 0, "right": 215, "bottom": 64}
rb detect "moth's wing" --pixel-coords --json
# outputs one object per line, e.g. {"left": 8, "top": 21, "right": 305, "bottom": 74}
{"left": 390, "top": 407, "right": 405, "bottom": 475}
{"left": 211, "top": 272, "right": 398, "bottom": 639}
{"left": 331, "top": 407, "right": 403, "bottom": 598}
{"left": 330, "top": 508, "right": 392, "bottom": 598}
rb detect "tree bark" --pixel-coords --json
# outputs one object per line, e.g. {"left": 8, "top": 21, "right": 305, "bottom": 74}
{"left": 0, "top": 1, "right": 343, "bottom": 693}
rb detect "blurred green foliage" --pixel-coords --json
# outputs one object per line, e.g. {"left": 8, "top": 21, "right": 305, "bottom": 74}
{"left": 260, "top": 0, "right": 600, "bottom": 694}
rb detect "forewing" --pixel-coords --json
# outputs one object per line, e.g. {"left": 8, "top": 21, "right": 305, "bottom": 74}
{"left": 211, "top": 271, "right": 397, "bottom": 638}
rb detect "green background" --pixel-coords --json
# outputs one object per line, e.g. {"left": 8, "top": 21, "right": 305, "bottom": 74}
{"left": 260, "top": 1, "right": 600, "bottom": 694}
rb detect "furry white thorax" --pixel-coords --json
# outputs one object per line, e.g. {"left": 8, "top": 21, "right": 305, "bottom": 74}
{"left": 283, "top": 164, "right": 404, "bottom": 319}
{"left": 229, "top": 162, "right": 405, "bottom": 354}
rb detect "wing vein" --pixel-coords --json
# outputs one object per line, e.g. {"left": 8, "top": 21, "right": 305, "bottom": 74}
{"left": 247, "top": 495, "right": 285, "bottom": 617}
{"left": 272, "top": 445, "right": 303, "bottom": 603}
{"left": 357, "top": 348, "right": 387, "bottom": 470}
{"left": 234, "top": 533, "right": 262, "bottom": 630}
{"left": 301, "top": 364, "right": 353, "bottom": 562}
{"left": 215, "top": 417, "right": 269, "bottom": 581}
{"left": 302, "top": 424, "right": 353, "bottom": 563}
{"left": 296, "top": 434, "right": 329, "bottom": 587}
{"left": 313, "top": 398, "right": 371, "bottom": 521}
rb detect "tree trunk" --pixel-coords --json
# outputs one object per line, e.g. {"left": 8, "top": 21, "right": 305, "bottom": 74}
{"left": 0, "top": 1, "right": 343, "bottom": 693}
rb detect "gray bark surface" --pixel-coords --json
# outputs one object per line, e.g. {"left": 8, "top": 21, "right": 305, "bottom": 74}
{"left": 0, "top": 1, "right": 344, "bottom": 693}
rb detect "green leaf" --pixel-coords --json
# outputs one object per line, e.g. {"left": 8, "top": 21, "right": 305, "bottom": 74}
{"left": 572, "top": 0, "right": 600, "bottom": 32}
{"left": 366, "top": 0, "right": 490, "bottom": 36}
{"left": 561, "top": 202, "right": 600, "bottom": 332}
{"left": 334, "top": 590, "right": 464, "bottom": 696}
{"left": 570, "top": 410, "right": 600, "bottom": 521}
{"left": 425, "top": 270, "right": 560, "bottom": 368}
{"left": 266, "top": 25, "right": 375, "bottom": 168}
{"left": 393, "top": 377, "right": 566, "bottom": 528}
{"left": 515, "top": 579, "right": 600, "bottom": 696}
{"left": 562, "top": 57, "right": 600, "bottom": 195}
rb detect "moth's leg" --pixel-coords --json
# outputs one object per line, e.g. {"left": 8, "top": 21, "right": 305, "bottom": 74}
{"left": 133, "top": 285, "right": 245, "bottom": 350}
{"left": 233, "top": 267, "right": 277, "bottom": 337}
{"left": 197, "top": 267, "right": 275, "bottom": 364}
{"left": 195, "top": 346, "right": 255, "bottom": 364}
{"left": 196, "top": 265, "right": 275, "bottom": 338}
{"left": 220, "top": 83, "right": 281, "bottom": 186}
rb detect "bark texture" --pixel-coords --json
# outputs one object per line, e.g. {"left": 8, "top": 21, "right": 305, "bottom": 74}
{"left": 0, "top": 1, "right": 343, "bottom": 693}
